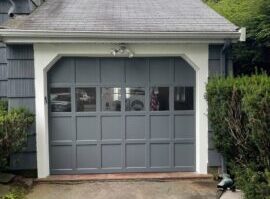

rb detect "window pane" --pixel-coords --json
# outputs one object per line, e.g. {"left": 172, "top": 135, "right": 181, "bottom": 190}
{"left": 150, "top": 87, "right": 169, "bottom": 111}
{"left": 102, "top": 88, "right": 121, "bottom": 111}
{"left": 50, "top": 88, "right": 71, "bottom": 112}
{"left": 125, "top": 88, "right": 145, "bottom": 111}
{"left": 174, "top": 87, "right": 194, "bottom": 110}
{"left": 76, "top": 88, "right": 96, "bottom": 112}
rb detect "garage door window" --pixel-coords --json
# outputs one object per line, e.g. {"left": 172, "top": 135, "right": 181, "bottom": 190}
{"left": 125, "top": 88, "right": 145, "bottom": 111}
{"left": 174, "top": 87, "right": 194, "bottom": 110}
{"left": 150, "top": 87, "right": 169, "bottom": 111}
{"left": 76, "top": 88, "right": 96, "bottom": 112}
{"left": 50, "top": 88, "right": 71, "bottom": 112}
{"left": 102, "top": 87, "right": 121, "bottom": 111}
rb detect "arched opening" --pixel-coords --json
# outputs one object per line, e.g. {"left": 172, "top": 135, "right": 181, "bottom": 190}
{"left": 46, "top": 56, "right": 196, "bottom": 174}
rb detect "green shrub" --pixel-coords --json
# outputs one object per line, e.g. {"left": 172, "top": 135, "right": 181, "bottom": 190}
{"left": 0, "top": 101, "right": 35, "bottom": 169}
{"left": 0, "top": 100, "right": 8, "bottom": 113}
{"left": 206, "top": 74, "right": 270, "bottom": 198}
{"left": 232, "top": 165, "right": 270, "bottom": 199}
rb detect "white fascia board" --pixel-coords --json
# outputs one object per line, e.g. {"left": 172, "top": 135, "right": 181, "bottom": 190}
{"left": 0, "top": 29, "right": 241, "bottom": 44}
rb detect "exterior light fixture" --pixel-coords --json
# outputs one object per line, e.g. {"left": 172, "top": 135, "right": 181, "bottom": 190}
{"left": 111, "top": 45, "right": 134, "bottom": 58}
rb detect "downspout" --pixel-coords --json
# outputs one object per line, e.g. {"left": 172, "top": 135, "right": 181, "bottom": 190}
{"left": 8, "top": 0, "right": 16, "bottom": 18}
{"left": 220, "top": 40, "right": 231, "bottom": 77}
{"left": 216, "top": 40, "right": 235, "bottom": 199}
{"left": 219, "top": 40, "right": 231, "bottom": 175}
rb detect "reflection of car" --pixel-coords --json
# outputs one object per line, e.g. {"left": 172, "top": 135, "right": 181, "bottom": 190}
{"left": 50, "top": 93, "right": 71, "bottom": 112}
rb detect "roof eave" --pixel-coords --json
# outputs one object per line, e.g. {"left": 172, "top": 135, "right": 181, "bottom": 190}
{"left": 0, "top": 29, "right": 242, "bottom": 44}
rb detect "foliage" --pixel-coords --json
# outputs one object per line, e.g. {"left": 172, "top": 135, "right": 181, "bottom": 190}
{"left": 0, "top": 186, "right": 27, "bottom": 199}
{"left": 0, "top": 101, "right": 35, "bottom": 169}
{"left": 206, "top": 75, "right": 270, "bottom": 198}
{"left": 232, "top": 165, "right": 270, "bottom": 199}
{"left": 204, "top": 0, "right": 270, "bottom": 75}
{"left": 0, "top": 100, "right": 8, "bottom": 113}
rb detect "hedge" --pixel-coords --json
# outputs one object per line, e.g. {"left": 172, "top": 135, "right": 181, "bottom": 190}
{"left": 206, "top": 74, "right": 270, "bottom": 199}
{"left": 0, "top": 100, "right": 35, "bottom": 169}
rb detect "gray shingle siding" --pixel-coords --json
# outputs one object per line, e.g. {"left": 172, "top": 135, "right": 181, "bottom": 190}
{"left": 0, "top": 44, "right": 7, "bottom": 98}
{"left": 0, "top": 0, "right": 33, "bottom": 14}
{"left": 6, "top": 45, "right": 36, "bottom": 170}
{"left": 0, "top": 0, "right": 34, "bottom": 100}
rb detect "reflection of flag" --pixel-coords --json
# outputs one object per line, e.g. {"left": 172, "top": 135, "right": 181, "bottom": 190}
{"left": 150, "top": 90, "right": 159, "bottom": 111}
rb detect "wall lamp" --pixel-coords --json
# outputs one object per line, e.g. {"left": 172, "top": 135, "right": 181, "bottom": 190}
{"left": 111, "top": 45, "right": 134, "bottom": 58}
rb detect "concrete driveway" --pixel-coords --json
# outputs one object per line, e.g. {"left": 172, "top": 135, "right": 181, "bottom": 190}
{"left": 27, "top": 180, "right": 217, "bottom": 199}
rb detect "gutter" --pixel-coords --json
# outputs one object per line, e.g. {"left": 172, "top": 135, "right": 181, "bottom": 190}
{"left": 0, "top": 29, "right": 242, "bottom": 44}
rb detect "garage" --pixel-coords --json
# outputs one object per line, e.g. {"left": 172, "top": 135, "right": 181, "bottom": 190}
{"left": 48, "top": 57, "right": 195, "bottom": 174}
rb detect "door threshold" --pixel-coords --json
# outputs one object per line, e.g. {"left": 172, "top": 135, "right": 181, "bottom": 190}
{"left": 36, "top": 172, "right": 213, "bottom": 183}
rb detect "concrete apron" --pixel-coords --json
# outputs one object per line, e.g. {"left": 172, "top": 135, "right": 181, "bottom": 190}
{"left": 27, "top": 180, "right": 217, "bottom": 199}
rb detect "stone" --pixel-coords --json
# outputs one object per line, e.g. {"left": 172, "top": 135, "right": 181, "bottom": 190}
{"left": 14, "top": 176, "right": 34, "bottom": 188}
{"left": 21, "top": 178, "right": 34, "bottom": 188}
{"left": 0, "top": 173, "right": 15, "bottom": 184}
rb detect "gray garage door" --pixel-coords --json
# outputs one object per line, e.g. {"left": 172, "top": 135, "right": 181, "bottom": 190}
{"left": 48, "top": 57, "right": 195, "bottom": 174}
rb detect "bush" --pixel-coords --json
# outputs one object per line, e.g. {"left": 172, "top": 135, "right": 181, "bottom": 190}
{"left": 206, "top": 74, "right": 270, "bottom": 198}
{"left": 0, "top": 101, "right": 35, "bottom": 169}
{"left": 0, "top": 100, "right": 8, "bottom": 113}
{"left": 233, "top": 165, "right": 270, "bottom": 199}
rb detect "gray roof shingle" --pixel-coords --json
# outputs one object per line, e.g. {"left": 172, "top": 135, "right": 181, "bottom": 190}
{"left": 4, "top": 0, "right": 238, "bottom": 32}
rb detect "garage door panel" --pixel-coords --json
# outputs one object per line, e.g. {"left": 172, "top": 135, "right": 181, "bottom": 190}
{"left": 101, "top": 144, "right": 122, "bottom": 168}
{"left": 126, "top": 116, "right": 146, "bottom": 140}
{"left": 51, "top": 146, "right": 73, "bottom": 170}
{"left": 174, "top": 58, "right": 195, "bottom": 86}
{"left": 49, "top": 58, "right": 75, "bottom": 84}
{"left": 150, "top": 116, "right": 170, "bottom": 139}
{"left": 174, "top": 144, "right": 195, "bottom": 167}
{"left": 150, "top": 143, "right": 170, "bottom": 168}
{"left": 49, "top": 57, "right": 196, "bottom": 174}
{"left": 75, "top": 58, "right": 99, "bottom": 84}
{"left": 77, "top": 145, "right": 99, "bottom": 169}
{"left": 101, "top": 59, "right": 124, "bottom": 84}
{"left": 174, "top": 115, "right": 195, "bottom": 139}
{"left": 126, "top": 144, "right": 146, "bottom": 168}
{"left": 101, "top": 116, "right": 121, "bottom": 140}
{"left": 150, "top": 58, "right": 173, "bottom": 85}
{"left": 77, "top": 117, "right": 98, "bottom": 140}
{"left": 125, "top": 59, "right": 148, "bottom": 85}
{"left": 51, "top": 117, "right": 73, "bottom": 141}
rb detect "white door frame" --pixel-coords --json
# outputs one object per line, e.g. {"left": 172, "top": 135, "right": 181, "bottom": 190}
{"left": 34, "top": 43, "right": 209, "bottom": 178}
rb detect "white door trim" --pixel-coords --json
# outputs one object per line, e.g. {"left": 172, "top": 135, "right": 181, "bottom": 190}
{"left": 34, "top": 43, "right": 209, "bottom": 178}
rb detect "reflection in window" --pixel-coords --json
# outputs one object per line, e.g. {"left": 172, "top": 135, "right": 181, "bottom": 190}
{"left": 174, "top": 87, "right": 194, "bottom": 110}
{"left": 125, "top": 88, "right": 145, "bottom": 111}
{"left": 150, "top": 87, "right": 169, "bottom": 111}
{"left": 76, "top": 88, "right": 96, "bottom": 112}
{"left": 50, "top": 88, "right": 71, "bottom": 112}
{"left": 102, "top": 88, "right": 121, "bottom": 111}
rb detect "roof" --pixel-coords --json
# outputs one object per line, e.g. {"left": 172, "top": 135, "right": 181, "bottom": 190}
{"left": 3, "top": 0, "right": 238, "bottom": 33}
